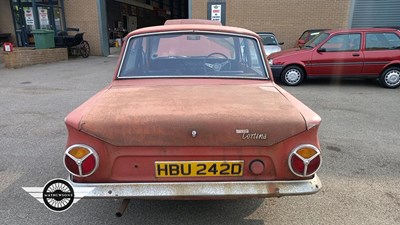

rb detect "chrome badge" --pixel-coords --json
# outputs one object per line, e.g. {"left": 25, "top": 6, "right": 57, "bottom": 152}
{"left": 236, "top": 129, "right": 267, "bottom": 140}
{"left": 191, "top": 130, "right": 197, "bottom": 138}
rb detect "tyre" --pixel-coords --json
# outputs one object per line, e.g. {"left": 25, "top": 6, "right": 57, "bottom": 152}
{"left": 379, "top": 67, "right": 400, "bottom": 88}
{"left": 281, "top": 66, "right": 305, "bottom": 86}
{"left": 80, "top": 41, "right": 90, "bottom": 58}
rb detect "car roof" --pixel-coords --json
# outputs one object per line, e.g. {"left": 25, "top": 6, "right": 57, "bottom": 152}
{"left": 323, "top": 27, "right": 399, "bottom": 34}
{"left": 164, "top": 19, "right": 222, "bottom": 26}
{"left": 373, "top": 26, "right": 400, "bottom": 30}
{"left": 303, "top": 29, "right": 328, "bottom": 33}
{"left": 125, "top": 19, "right": 258, "bottom": 39}
{"left": 257, "top": 32, "right": 275, "bottom": 35}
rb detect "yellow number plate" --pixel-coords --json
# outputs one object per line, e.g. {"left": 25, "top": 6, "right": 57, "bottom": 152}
{"left": 155, "top": 161, "right": 244, "bottom": 177}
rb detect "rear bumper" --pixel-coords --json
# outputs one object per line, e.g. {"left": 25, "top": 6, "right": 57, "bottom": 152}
{"left": 68, "top": 175, "right": 321, "bottom": 199}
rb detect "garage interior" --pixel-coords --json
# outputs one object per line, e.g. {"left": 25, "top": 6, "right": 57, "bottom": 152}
{"left": 106, "top": 0, "right": 188, "bottom": 55}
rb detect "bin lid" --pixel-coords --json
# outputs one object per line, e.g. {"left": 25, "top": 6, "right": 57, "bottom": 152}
{"left": 31, "top": 29, "right": 54, "bottom": 34}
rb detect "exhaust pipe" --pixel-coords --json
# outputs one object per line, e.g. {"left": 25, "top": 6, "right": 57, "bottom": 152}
{"left": 115, "top": 199, "right": 130, "bottom": 217}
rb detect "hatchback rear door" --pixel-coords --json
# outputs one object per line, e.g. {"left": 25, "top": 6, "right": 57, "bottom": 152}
{"left": 362, "top": 31, "right": 400, "bottom": 76}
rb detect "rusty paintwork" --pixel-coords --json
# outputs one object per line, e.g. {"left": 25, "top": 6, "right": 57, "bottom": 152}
{"left": 78, "top": 83, "right": 306, "bottom": 147}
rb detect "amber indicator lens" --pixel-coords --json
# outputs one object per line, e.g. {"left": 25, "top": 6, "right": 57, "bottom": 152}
{"left": 68, "top": 147, "right": 90, "bottom": 159}
{"left": 297, "top": 148, "right": 317, "bottom": 159}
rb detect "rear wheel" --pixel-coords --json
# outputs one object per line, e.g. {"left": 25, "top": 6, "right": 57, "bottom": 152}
{"left": 80, "top": 41, "right": 90, "bottom": 58}
{"left": 281, "top": 66, "right": 305, "bottom": 86}
{"left": 379, "top": 67, "right": 400, "bottom": 88}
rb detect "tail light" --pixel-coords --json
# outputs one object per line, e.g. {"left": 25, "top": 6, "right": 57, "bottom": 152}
{"left": 288, "top": 144, "right": 321, "bottom": 177}
{"left": 64, "top": 144, "right": 99, "bottom": 177}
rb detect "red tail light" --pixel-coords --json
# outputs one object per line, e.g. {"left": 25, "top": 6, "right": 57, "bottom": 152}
{"left": 81, "top": 154, "right": 96, "bottom": 175}
{"left": 288, "top": 144, "right": 321, "bottom": 177}
{"left": 63, "top": 144, "right": 99, "bottom": 177}
{"left": 64, "top": 155, "right": 80, "bottom": 175}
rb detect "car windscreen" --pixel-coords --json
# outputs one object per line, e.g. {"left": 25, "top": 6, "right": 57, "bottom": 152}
{"left": 303, "top": 32, "right": 329, "bottom": 48}
{"left": 118, "top": 32, "right": 268, "bottom": 79}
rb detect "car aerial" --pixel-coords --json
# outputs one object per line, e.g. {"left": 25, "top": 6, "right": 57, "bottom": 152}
{"left": 269, "top": 28, "right": 400, "bottom": 88}
{"left": 295, "top": 29, "right": 327, "bottom": 48}
{"left": 257, "top": 32, "right": 284, "bottom": 56}
{"left": 62, "top": 19, "right": 322, "bottom": 213}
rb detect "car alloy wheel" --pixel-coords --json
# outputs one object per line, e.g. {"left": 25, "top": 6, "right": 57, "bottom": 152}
{"left": 380, "top": 67, "right": 400, "bottom": 88}
{"left": 281, "top": 66, "right": 304, "bottom": 86}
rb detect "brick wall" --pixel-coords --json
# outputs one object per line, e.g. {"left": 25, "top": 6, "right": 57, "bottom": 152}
{"left": 0, "top": 0, "right": 16, "bottom": 44}
{"left": 192, "top": 0, "right": 351, "bottom": 49}
{"left": 64, "top": 0, "right": 102, "bottom": 56}
{"left": 2, "top": 48, "right": 68, "bottom": 68}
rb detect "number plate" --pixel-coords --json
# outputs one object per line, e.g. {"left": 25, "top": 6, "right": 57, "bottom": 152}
{"left": 155, "top": 161, "right": 244, "bottom": 177}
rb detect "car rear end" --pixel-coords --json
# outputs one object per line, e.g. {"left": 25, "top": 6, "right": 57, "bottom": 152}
{"left": 63, "top": 82, "right": 322, "bottom": 199}
{"left": 62, "top": 20, "right": 322, "bottom": 199}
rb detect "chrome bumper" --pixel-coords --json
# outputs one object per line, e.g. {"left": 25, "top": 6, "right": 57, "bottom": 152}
{"left": 68, "top": 175, "right": 321, "bottom": 199}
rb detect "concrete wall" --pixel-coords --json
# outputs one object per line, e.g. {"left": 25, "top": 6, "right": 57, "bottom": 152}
{"left": 64, "top": 0, "right": 102, "bottom": 56}
{"left": 192, "top": 0, "right": 351, "bottom": 49}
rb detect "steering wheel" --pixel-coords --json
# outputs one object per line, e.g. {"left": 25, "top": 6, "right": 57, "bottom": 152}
{"left": 204, "top": 52, "right": 231, "bottom": 73}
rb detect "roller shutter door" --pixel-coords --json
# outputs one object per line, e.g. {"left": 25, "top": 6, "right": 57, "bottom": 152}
{"left": 351, "top": 0, "right": 400, "bottom": 28}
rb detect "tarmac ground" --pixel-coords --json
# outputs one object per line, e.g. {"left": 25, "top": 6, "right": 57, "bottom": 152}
{"left": 0, "top": 57, "right": 399, "bottom": 225}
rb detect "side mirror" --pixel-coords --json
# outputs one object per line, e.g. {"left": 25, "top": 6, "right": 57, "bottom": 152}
{"left": 298, "top": 40, "right": 305, "bottom": 45}
{"left": 279, "top": 42, "right": 284, "bottom": 45}
{"left": 317, "top": 48, "right": 326, "bottom": 53}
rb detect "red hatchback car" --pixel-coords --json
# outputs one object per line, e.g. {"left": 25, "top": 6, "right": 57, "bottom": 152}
{"left": 269, "top": 28, "right": 400, "bottom": 88}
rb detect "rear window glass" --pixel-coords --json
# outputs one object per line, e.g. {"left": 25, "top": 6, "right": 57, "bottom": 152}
{"left": 119, "top": 32, "right": 268, "bottom": 79}
{"left": 366, "top": 32, "right": 400, "bottom": 50}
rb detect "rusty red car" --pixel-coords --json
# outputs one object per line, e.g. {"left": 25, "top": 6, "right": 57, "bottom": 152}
{"left": 63, "top": 19, "right": 322, "bottom": 214}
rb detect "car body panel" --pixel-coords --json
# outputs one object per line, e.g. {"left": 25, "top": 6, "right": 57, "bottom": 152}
{"left": 66, "top": 123, "right": 320, "bottom": 183}
{"left": 263, "top": 45, "right": 282, "bottom": 56}
{"left": 77, "top": 81, "right": 306, "bottom": 147}
{"left": 308, "top": 50, "right": 364, "bottom": 76}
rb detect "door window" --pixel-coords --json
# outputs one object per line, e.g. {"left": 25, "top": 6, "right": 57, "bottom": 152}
{"left": 321, "top": 33, "right": 361, "bottom": 52}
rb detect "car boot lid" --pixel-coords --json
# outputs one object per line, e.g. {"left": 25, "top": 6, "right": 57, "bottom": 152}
{"left": 68, "top": 83, "right": 313, "bottom": 147}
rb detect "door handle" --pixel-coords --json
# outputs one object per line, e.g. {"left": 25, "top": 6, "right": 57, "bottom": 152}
{"left": 352, "top": 53, "right": 360, "bottom": 57}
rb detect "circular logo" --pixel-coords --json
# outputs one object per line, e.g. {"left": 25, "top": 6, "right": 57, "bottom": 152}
{"left": 42, "top": 179, "right": 74, "bottom": 212}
